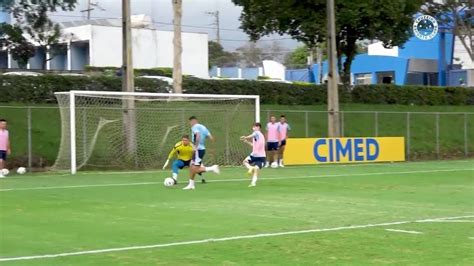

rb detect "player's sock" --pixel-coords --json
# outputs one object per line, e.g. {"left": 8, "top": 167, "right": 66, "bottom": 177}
{"left": 279, "top": 159, "right": 285, "bottom": 167}
{"left": 183, "top": 179, "right": 195, "bottom": 190}
{"left": 265, "top": 161, "right": 269, "bottom": 168}
{"left": 205, "top": 165, "right": 220, "bottom": 174}
{"left": 172, "top": 173, "right": 178, "bottom": 184}
{"left": 250, "top": 167, "right": 258, "bottom": 186}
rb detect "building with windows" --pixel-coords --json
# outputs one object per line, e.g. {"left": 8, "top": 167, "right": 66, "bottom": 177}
{"left": 0, "top": 17, "right": 209, "bottom": 78}
{"left": 313, "top": 33, "right": 473, "bottom": 86}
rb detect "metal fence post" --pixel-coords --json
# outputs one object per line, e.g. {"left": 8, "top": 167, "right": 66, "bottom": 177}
{"left": 436, "top": 113, "right": 440, "bottom": 159}
{"left": 305, "top": 111, "right": 309, "bottom": 137}
{"left": 27, "top": 107, "right": 32, "bottom": 171}
{"left": 340, "top": 111, "right": 345, "bottom": 137}
{"left": 406, "top": 112, "right": 410, "bottom": 160}
{"left": 82, "top": 108, "right": 87, "bottom": 163}
{"left": 464, "top": 113, "right": 468, "bottom": 158}
{"left": 374, "top": 111, "right": 379, "bottom": 137}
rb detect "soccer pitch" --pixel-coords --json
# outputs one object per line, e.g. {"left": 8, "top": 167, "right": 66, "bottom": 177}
{"left": 0, "top": 160, "right": 473, "bottom": 265}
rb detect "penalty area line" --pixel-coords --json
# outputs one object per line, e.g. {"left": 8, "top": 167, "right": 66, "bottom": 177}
{"left": 0, "top": 168, "right": 472, "bottom": 192}
{"left": 0, "top": 215, "right": 472, "bottom": 262}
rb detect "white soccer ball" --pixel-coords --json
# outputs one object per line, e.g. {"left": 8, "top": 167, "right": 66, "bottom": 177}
{"left": 1, "top": 168, "right": 9, "bottom": 176}
{"left": 163, "top": 177, "right": 175, "bottom": 187}
{"left": 271, "top": 162, "right": 279, "bottom": 168}
{"left": 17, "top": 167, "right": 27, "bottom": 175}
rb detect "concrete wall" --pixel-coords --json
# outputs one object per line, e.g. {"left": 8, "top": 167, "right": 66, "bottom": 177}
{"left": 85, "top": 25, "right": 208, "bottom": 78}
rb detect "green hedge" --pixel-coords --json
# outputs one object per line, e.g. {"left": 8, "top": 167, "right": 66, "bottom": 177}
{"left": 352, "top": 85, "right": 474, "bottom": 105}
{"left": 0, "top": 75, "right": 169, "bottom": 103}
{"left": 0, "top": 75, "right": 472, "bottom": 105}
{"left": 183, "top": 78, "right": 352, "bottom": 105}
{"left": 85, "top": 66, "right": 173, "bottom": 77}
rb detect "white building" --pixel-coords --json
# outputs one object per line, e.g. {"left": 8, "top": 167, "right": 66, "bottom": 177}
{"left": 0, "top": 18, "right": 209, "bottom": 78}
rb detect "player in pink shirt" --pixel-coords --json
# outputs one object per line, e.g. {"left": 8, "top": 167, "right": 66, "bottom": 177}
{"left": 0, "top": 119, "right": 11, "bottom": 178}
{"left": 265, "top": 115, "right": 280, "bottom": 168}
{"left": 240, "top": 122, "right": 266, "bottom": 187}
{"left": 278, "top": 115, "right": 291, "bottom": 167}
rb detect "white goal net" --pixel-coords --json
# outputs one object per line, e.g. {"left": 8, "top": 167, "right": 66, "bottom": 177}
{"left": 53, "top": 91, "right": 260, "bottom": 174}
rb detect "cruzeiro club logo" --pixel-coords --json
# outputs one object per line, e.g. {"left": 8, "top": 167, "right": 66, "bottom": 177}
{"left": 413, "top": 15, "right": 439, "bottom": 40}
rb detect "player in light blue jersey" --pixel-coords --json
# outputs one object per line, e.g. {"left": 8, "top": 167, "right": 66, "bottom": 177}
{"left": 183, "top": 116, "right": 220, "bottom": 190}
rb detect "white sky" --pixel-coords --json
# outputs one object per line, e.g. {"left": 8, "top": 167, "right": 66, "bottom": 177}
{"left": 51, "top": 0, "right": 299, "bottom": 51}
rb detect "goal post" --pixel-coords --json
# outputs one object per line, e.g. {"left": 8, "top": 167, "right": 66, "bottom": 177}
{"left": 54, "top": 90, "right": 260, "bottom": 174}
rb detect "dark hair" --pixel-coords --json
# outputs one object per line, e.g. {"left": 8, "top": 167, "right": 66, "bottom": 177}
{"left": 189, "top": 116, "right": 197, "bottom": 120}
{"left": 0, "top": 119, "right": 6, "bottom": 122}
{"left": 254, "top": 122, "right": 262, "bottom": 128}
{"left": 182, "top": 135, "right": 190, "bottom": 139}
{"left": 280, "top": 115, "right": 286, "bottom": 118}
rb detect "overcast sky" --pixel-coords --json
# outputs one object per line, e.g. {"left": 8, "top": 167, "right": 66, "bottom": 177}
{"left": 51, "top": 0, "right": 299, "bottom": 51}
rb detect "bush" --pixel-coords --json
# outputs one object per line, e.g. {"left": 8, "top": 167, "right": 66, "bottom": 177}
{"left": 0, "top": 75, "right": 169, "bottom": 103}
{"left": 1, "top": 75, "right": 472, "bottom": 106}
{"left": 85, "top": 66, "right": 173, "bottom": 77}
{"left": 183, "top": 78, "right": 351, "bottom": 105}
{"left": 352, "top": 85, "right": 474, "bottom": 105}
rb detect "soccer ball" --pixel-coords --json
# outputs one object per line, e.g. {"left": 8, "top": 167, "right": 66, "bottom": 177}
{"left": 1, "top": 168, "right": 9, "bottom": 176}
{"left": 17, "top": 167, "right": 26, "bottom": 175}
{"left": 163, "top": 177, "right": 175, "bottom": 187}
{"left": 270, "top": 162, "right": 279, "bottom": 168}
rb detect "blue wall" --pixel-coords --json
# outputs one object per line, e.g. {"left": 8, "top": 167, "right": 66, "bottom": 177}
{"left": 0, "top": 11, "right": 10, "bottom": 23}
{"left": 399, "top": 34, "right": 454, "bottom": 64}
{"left": 242, "top": 68, "right": 259, "bottom": 80}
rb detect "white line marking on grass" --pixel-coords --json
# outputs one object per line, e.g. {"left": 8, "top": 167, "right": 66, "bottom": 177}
{"left": 385, "top": 229, "right": 423, "bottom": 234}
{"left": 0, "top": 215, "right": 472, "bottom": 262}
{"left": 1, "top": 168, "right": 472, "bottom": 192}
{"left": 469, "top": 237, "right": 474, "bottom": 240}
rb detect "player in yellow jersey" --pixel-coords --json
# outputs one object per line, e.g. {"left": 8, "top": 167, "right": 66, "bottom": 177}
{"left": 162, "top": 135, "right": 194, "bottom": 184}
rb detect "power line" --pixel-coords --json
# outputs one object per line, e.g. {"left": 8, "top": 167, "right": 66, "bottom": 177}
{"left": 48, "top": 14, "right": 243, "bottom": 32}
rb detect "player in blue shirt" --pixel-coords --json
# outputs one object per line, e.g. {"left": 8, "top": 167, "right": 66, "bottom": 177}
{"left": 183, "top": 116, "right": 220, "bottom": 190}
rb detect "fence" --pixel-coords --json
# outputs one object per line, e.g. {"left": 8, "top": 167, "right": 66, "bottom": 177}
{"left": 1, "top": 105, "right": 473, "bottom": 170}
{"left": 263, "top": 110, "right": 474, "bottom": 161}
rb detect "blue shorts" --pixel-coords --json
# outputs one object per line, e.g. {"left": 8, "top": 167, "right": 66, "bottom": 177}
{"left": 267, "top": 142, "right": 279, "bottom": 151}
{"left": 192, "top": 149, "right": 206, "bottom": 166}
{"left": 247, "top": 156, "right": 266, "bottom": 169}
{"left": 280, "top": 139, "right": 287, "bottom": 146}
{"left": 177, "top": 160, "right": 191, "bottom": 169}
{"left": 0, "top": 150, "right": 6, "bottom": 160}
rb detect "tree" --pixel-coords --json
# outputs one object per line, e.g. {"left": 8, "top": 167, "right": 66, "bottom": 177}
{"left": 0, "top": 0, "right": 77, "bottom": 69}
{"left": 285, "top": 45, "right": 309, "bottom": 68}
{"left": 232, "top": 0, "right": 424, "bottom": 84}
{"left": 236, "top": 41, "right": 264, "bottom": 67}
{"left": 425, "top": 0, "right": 473, "bottom": 62}
{"left": 208, "top": 41, "right": 239, "bottom": 67}
{"left": 261, "top": 41, "right": 287, "bottom": 63}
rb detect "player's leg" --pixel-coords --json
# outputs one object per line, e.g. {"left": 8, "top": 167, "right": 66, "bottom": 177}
{"left": 184, "top": 151, "right": 219, "bottom": 190}
{"left": 279, "top": 140, "right": 286, "bottom": 167}
{"left": 265, "top": 142, "right": 272, "bottom": 167}
{"left": 184, "top": 150, "right": 201, "bottom": 190}
{"left": 243, "top": 155, "right": 254, "bottom": 176}
{"left": 171, "top": 160, "right": 186, "bottom": 184}
{"left": 0, "top": 151, "right": 5, "bottom": 178}
{"left": 197, "top": 150, "right": 206, "bottom": 183}
{"left": 249, "top": 157, "right": 264, "bottom": 187}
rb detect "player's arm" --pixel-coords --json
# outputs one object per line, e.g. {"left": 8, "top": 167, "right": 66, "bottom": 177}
{"left": 6, "top": 135, "right": 10, "bottom": 155}
{"left": 240, "top": 134, "right": 254, "bottom": 147}
{"left": 163, "top": 146, "right": 178, "bottom": 169}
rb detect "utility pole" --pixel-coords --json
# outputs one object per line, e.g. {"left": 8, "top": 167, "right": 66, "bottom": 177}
{"left": 206, "top": 10, "right": 220, "bottom": 44}
{"left": 81, "top": 1, "right": 105, "bottom": 20}
{"left": 122, "top": 0, "right": 136, "bottom": 155}
{"left": 326, "top": 0, "right": 340, "bottom": 137}
{"left": 172, "top": 0, "right": 183, "bottom": 93}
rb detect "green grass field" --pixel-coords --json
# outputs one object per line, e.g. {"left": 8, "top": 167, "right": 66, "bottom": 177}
{"left": 1, "top": 103, "right": 473, "bottom": 167}
{"left": 1, "top": 160, "right": 473, "bottom": 265}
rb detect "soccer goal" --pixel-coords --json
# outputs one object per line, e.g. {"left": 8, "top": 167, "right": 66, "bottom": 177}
{"left": 54, "top": 91, "right": 260, "bottom": 174}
